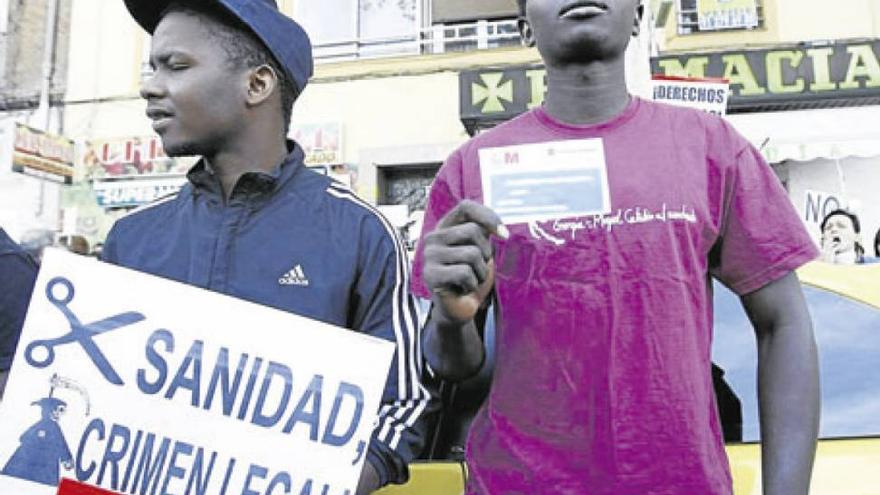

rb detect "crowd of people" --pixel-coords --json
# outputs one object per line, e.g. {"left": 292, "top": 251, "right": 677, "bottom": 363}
{"left": 0, "top": 0, "right": 867, "bottom": 494}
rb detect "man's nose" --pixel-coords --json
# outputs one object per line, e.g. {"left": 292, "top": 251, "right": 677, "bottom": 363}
{"left": 139, "top": 71, "right": 165, "bottom": 100}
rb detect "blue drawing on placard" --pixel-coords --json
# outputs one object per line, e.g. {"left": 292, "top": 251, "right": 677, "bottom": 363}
{"left": 1, "top": 397, "right": 73, "bottom": 486}
{"left": 1, "top": 374, "right": 90, "bottom": 487}
{"left": 24, "top": 276, "right": 145, "bottom": 385}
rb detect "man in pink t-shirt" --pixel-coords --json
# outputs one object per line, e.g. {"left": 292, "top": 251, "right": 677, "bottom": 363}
{"left": 411, "top": 0, "right": 820, "bottom": 494}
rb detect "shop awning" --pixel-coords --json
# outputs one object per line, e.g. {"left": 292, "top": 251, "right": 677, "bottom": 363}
{"left": 726, "top": 105, "right": 880, "bottom": 163}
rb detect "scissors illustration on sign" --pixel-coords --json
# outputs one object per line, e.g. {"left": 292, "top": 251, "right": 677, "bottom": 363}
{"left": 24, "top": 277, "right": 146, "bottom": 385}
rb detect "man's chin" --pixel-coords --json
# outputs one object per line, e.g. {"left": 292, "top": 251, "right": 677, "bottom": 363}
{"left": 160, "top": 139, "right": 205, "bottom": 158}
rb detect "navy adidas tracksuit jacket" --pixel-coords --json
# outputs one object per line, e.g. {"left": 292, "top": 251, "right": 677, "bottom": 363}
{"left": 0, "top": 228, "right": 38, "bottom": 372}
{"left": 102, "top": 143, "right": 432, "bottom": 485}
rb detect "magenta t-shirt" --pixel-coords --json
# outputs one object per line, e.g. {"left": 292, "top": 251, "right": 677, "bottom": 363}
{"left": 412, "top": 98, "right": 818, "bottom": 494}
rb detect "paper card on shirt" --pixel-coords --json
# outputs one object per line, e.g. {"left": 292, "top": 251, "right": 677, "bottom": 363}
{"left": 479, "top": 139, "right": 611, "bottom": 225}
{"left": 0, "top": 249, "right": 394, "bottom": 495}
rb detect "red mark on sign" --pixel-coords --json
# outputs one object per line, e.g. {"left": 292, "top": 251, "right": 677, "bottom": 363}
{"left": 57, "top": 478, "right": 121, "bottom": 495}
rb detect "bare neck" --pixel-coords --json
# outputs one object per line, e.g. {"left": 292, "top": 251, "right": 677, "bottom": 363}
{"left": 205, "top": 123, "right": 288, "bottom": 201}
{"left": 542, "top": 56, "right": 631, "bottom": 126}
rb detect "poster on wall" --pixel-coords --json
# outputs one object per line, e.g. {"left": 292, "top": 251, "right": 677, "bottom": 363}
{"left": 696, "top": 0, "right": 758, "bottom": 31}
{"left": 80, "top": 136, "right": 192, "bottom": 180}
{"left": 3, "top": 123, "right": 76, "bottom": 184}
{"left": 0, "top": 249, "right": 394, "bottom": 495}
{"left": 651, "top": 75, "right": 730, "bottom": 116}
{"left": 292, "top": 123, "right": 344, "bottom": 167}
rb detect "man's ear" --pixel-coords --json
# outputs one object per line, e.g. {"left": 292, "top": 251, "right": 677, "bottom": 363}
{"left": 517, "top": 16, "right": 536, "bottom": 48}
{"left": 632, "top": 3, "right": 645, "bottom": 37}
{"left": 246, "top": 64, "right": 278, "bottom": 107}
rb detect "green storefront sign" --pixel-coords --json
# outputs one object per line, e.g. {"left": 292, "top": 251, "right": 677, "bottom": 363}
{"left": 460, "top": 38, "right": 880, "bottom": 128}
{"left": 651, "top": 38, "right": 880, "bottom": 111}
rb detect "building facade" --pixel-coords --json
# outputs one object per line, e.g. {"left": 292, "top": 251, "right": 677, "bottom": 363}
{"left": 651, "top": 0, "right": 880, "bottom": 252}
{"left": 3, "top": 0, "right": 877, "bottom": 254}
{"left": 0, "top": 0, "right": 72, "bottom": 241}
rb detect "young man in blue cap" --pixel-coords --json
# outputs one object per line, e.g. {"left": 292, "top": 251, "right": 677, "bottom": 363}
{"left": 412, "top": 0, "right": 819, "bottom": 493}
{"left": 102, "top": 1, "right": 431, "bottom": 492}
{"left": 0, "top": 227, "right": 38, "bottom": 400}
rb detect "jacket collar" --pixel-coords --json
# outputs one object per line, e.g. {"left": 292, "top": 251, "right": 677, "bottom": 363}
{"left": 186, "top": 140, "right": 305, "bottom": 203}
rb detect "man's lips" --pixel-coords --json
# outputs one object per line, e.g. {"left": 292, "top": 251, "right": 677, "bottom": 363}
{"left": 146, "top": 107, "right": 174, "bottom": 131}
{"left": 559, "top": 1, "right": 608, "bottom": 18}
{"left": 146, "top": 107, "right": 174, "bottom": 121}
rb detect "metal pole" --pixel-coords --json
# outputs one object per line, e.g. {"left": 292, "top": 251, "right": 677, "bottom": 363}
{"left": 34, "top": 0, "right": 59, "bottom": 218}
{"left": 37, "top": 0, "right": 59, "bottom": 130}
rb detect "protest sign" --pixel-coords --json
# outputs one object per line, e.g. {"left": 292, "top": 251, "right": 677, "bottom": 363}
{"left": 0, "top": 249, "right": 394, "bottom": 495}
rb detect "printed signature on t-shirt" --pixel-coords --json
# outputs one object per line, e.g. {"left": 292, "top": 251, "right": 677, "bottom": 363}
{"left": 530, "top": 203, "right": 698, "bottom": 244}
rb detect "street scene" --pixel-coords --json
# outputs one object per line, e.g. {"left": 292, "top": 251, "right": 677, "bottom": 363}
{"left": 0, "top": 0, "right": 879, "bottom": 494}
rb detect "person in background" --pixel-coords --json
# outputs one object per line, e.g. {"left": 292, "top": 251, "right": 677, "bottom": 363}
{"left": 875, "top": 228, "right": 880, "bottom": 259}
{"left": 101, "top": 1, "right": 432, "bottom": 492}
{"left": 0, "top": 227, "right": 39, "bottom": 399}
{"left": 412, "top": 0, "right": 820, "bottom": 493}
{"left": 57, "top": 235, "right": 91, "bottom": 256}
{"left": 819, "top": 209, "right": 865, "bottom": 264}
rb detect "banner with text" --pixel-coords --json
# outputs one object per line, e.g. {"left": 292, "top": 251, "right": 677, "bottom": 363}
{"left": 651, "top": 75, "right": 730, "bottom": 116}
{"left": 696, "top": 0, "right": 758, "bottom": 31}
{"left": 81, "top": 136, "right": 192, "bottom": 180}
{"left": 292, "top": 123, "right": 343, "bottom": 166}
{"left": 2, "top": 122, "right": 75, "bottom": 184}
{"left": 0, "top": 249, "right": 394, "bottom": 495}
{"left": 92, "top": 176, "right": 188, "bottom": 209}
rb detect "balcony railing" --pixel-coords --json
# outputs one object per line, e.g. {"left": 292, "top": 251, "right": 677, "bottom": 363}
{"left": 313, "top": 19, "right": 522, "bottom": 63}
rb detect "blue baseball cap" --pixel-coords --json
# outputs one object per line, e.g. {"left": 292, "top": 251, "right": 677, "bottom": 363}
{"left": 123, "top": 0, "right": 313, "bottom": 95}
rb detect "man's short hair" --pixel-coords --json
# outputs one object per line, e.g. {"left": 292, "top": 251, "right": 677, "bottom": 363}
{"left": 820, "top": 208, "right": 861, "bottom": 234}
{"left": 161, "top": 1, "right": 297, "bottom": 134}
{"left": 821, "top": 208, "right": 865, "bottom": 260}
{"left": 874, "top": 228, "right": 880, "bottom": 258}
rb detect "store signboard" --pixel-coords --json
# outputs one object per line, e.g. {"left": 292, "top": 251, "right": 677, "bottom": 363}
{"left": 696, "top": 0, "right": 758, "bottom": 31}
{"left": 651, "top": 38, "right": 880, "bottom": 112}
{"left": 0, "top": 249, "right": 394, "bottom": 495}
{"left": 92, "top": 176, "right": 187, "bottom": 209}
{"left": 2, "top": 123, "right": 75, "bottom": 184}
{"left": 81, "top": 136, "right": 191, "bottom": 180}
{"left": 651, "top": 75, "right": 730, "bottom": 115}
{"left": 292, "top": 123, "right": 343, "bottom": 166}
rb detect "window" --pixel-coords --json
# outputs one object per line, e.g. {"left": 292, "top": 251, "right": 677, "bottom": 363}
{"left": 431, "top": 0, "right": 518, "bottom": 24}
{"left": 677, "top": 0, "right": 764, "bottom": 35}
{"left": 292, "top": 0, "right": 522, "bottom": 62}
{"left": 294, "top": 0, "right": 420, "bottom": 61}
{"left": 712, "top": 271, "right": 880, "bottom": 442}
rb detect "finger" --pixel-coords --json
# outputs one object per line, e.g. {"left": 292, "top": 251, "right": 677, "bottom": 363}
{"left": 429, "top": 223, "right": 494, "bottom": 260}
{"left": 432, "top": 259, "right": 495, "bottom": 322}
{"left": 437, "top": 200, "right": 509, "bottom": 239}
{"left": 424, "top": 244, "right": 490, "bottom": 283}
{"left": 424, "top": 264, "right": 480, "bottom": 295}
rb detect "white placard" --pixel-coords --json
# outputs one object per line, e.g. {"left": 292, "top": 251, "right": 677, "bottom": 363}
{"left": 479, "top": 139, "right": 611, "bottom": 225}
{"left": 0, "top": 249, "right": 394, "bottom": 495}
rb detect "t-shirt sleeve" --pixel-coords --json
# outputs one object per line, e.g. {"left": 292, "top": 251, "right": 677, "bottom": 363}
{"left": 411, "top": 151, "right": 465, "bottom": 299}
{"left": 709, "top": 144, "right": 819, "bottom": 295}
